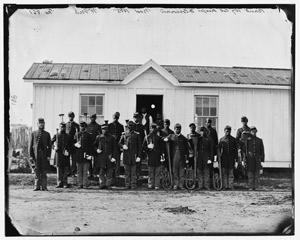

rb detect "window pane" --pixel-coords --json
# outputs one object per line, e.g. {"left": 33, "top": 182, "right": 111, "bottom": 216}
{"left": 89, "top": 96, "right": 95, "bottom": 106}
{"left": 81, "top": 106, "right": 88, "bottom": 115}
{"left": 196, "top": 97, "right": 202, "bottom": 107}
{"left": 88, "top": 106, "right": 96, "bottom": 115}
{"left": 203, "top": 108, "right": 209, "bottom": 116}
{"left": 203, "top": 97, "right": 209, "bottom": 107}
{"left": 81, "top": 96, "right": 88, "bottom": 106}
{"left": 210, "top": 97, "right": 217, "bottom": 107}
{"left": 210, "top": 107, "right": 217, "bottom": 116}
{"left": 96, "top": 106, "right": 103, "bottom": 115}
{"left": 196, "top": 107, "right": 202, "bottom": 116}
{"left": 96, "top": 96, "right": 103, "bottom": 105}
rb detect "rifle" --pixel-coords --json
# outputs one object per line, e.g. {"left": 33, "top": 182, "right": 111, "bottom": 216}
{"left": 213, "top": 145, "right": 223, "bottom": 190}
{"left": 166, "top": 141, "right": 173, "bottom": 187}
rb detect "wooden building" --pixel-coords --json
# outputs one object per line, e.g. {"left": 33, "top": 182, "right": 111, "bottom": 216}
{"left": 23, "top": 59, "right": 292, "bottom": 168}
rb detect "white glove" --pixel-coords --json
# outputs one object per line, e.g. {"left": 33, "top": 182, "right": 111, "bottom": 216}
{"left": 147, "top": 143, "right": 154, "bottom": 149}
{"left": 63, "top": 150, "right": 69, "bottom": 156}
{"left": 234, "top": 162, "right": 238, "bottom": 168}
{"left": 86, "top": 155, "right": 92, "bottom": 160}
{"left": 160, "top": 156, "right": 165, "bottom": 162}
{"left": 97, "top": 149, "right": 102, "bottom": 154}
{"left": 261, "top": 162, "right": 264, "bottom": 167}
{"left": 207, "top": 160, "right": 212, "bottom": 164}
{"left": 189, "top": 153, "right": 194, "bottom": 158}
{"left": 163, "top": 138, "right": 168, "bottom": 142}
{"left": 185, "top": 160, "right": 189, "bottom": 164}
{"left": 74, "top": 142, "right": 81, "bottom": 148}
{"left": 136, "top": 157, "right": 141, "bottom": 163}
{"left": 54, "top": 145, "right": 58, "bottom": 151}
{"left": 241, "top": 161, "right": 245, "bottom": 167}
{"left": 111, "top": 158, "right": 116, "bottom": 163}
{"left": 214, "top": 155, "right": 217, "bottom": 162}
{"left": 123, "top": 145, "right": 128, "bottom": 150}
{"left": 238, "top": 149, "right": 242, "bottom": 154}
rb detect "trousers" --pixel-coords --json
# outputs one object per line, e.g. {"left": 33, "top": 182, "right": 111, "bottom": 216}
{"left": 70, "top": 153, "right": 77, "bottom": 175}
{"left": 57, "top": 165, "right": 70, "bottom": 186}
{"left": 148, "top": 166, "right": 161, "bottom": 188}
{"left": 197, "top": 166, "right": 210, "bottom": 189}
{"left": 222, "top": 168, "right": 234, "bottom": 189}
{"left": 124, "top": 164, "right": 137, "bottom": 188}
{"left": 247, "top": 170, "right": 260, "bottom": 189}
{"left": 99, "top": 167, "right": 114, "bottom": 187}
{"left": 34, "top": 168, "right": 47, "bottom": 189}
{"left": 77, "top": 162, "right": 89, "bottom": 187}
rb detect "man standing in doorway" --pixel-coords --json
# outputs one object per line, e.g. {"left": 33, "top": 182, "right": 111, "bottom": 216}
{"left": 29, "top": 118, "right": 52, "bottom": 191}
{"left": 87, "top": 113, "right": 102, "bottom": 180}
{"left": 140, "top": 106, "right": 153, "bottom": 135}
{"left": 66, "top": 111, "right": 79, "bottom": 177}
{"left": 161, "top": 119, "right": 174, "bottom": 170}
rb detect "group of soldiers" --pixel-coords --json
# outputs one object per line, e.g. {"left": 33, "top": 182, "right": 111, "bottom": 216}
{"left": 29, "top": 110, "right": 265, "bottom": 191}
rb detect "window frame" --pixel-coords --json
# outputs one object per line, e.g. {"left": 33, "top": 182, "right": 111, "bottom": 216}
{"left": 79, "top": 94, "right": 105, "bottom": 124}
{"left": 194, "top": 95, "right": 219, "bottom": 130}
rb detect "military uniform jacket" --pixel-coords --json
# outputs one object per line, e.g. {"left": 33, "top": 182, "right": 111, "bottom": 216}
{"left": 87, "top": 122, "right": 102, "bottom": 142}
{"left": 74, "top": 131, "right": 94, "bottom": 163}
{"left": 236, "top": 125, "right": 251, "bottom": 150}
{"left": 196, "top": 136, "right": 213, "bottom": 170}
{"left": 143, "top": 132, "right": 163, "bottom": 167}
{"left": 66, "top": 121, "right": 79, "bottom": 153}
{"left": 108, "top": 121, "right": 125, "bottom": 143}
{"left": 94, "top": 133, "right": 117, "bottom": 169}
{"left": 119, "top": 131, "right": 142, "bottom": 165}
{"left": 187, "top": 132, "right": 200, "bottom": 155}
{"left": 29, "top": 130, "right": 51, "bottom": 170}
{"left": 206, "top": 126, "right": 218, "bottom": 156}
{"left": 134, "top": 122, "right": 145, "bottom": 141}
{"left": 166, "top": 134, "right": 189, "bottom": 166}
{"left": 246, "top": 136, "right": 265, "bottom": 172}
{"left": 51, "top": 132, "right": 72, "bottom": 167}
{"left": 218, "top": 135, "right": 238, "bottom": 169}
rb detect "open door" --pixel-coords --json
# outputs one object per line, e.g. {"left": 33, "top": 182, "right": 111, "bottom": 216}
{"left": 136, "top": 95, "right": 163, "bottom": 123}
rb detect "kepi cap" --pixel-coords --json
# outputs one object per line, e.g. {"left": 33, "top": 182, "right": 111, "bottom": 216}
{"left": 38, "top": 118, "right": 45, "bottom": 123}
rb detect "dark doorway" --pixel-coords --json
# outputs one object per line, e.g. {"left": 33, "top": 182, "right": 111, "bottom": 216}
{"left": 136, "top": 95, "right": 163, "bottom": 123}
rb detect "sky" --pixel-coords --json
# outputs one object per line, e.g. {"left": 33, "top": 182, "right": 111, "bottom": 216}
{"left": 9, "top": 6, "right": 292, "bottom": 126}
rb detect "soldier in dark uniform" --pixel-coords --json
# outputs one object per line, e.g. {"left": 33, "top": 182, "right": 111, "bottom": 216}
{"left": 74, "top": 121, "right": 94, "bottom": 188}
{"left": 133, "top": 112, "right": 145, "bottom": 183}
{"left": 51, "top": 122, "right": 72, "bottom": 188}
{"left": 108, "top": 112, "right": 125, "bottom": 177}
{"left": 161, "top": 119, "right": 174, "bottom": 170}
{"left": 143, "top": 123, "right": 164, "bottom": 190}
{"left": 65, "top": 111, "right": 79, "bottom": 176}
{"left": 205, "top": 118, "right": 218, "bottom": 157}
{"left": 187, "top": 123, "right": 200, "bottom": 169}
{"left": 164, "top": 123, "right": 189, "bottom": 190}
{"left": 94, "top": 125, "right": 117, "bottom": 190}
{"left": 29, "top": 118, "right": 52, "bottom": 191}
{"left": 246, "top": 126, "right": 265, "bottom": 190}
{"left": 87, "top": 113, "right": 102, "bottom": 180}
{"left": 218, "top": 125, "right": 238, "bottom": 190}
{"left": 196, "top": 126, "right": 213, "bottom": 190}
{"left": 119, "top": 121, "right": 142, "bottom": 189}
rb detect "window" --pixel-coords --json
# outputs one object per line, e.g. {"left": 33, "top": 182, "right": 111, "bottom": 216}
{"left": 79, "top": 95, "right": 104, "bottom": 124}
{"left": 194, "top": 96, "right": 218, "bottom": 130}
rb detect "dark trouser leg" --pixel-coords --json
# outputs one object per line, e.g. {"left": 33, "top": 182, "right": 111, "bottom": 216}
{"left": 99, "top": 168, "right": 106, "bottom": 188}
{"left": 179, "top": 166, "right": 185, "bottom": 189}
{"left": 148, "top": 166, "right": 155, "bottom": 188}
{"left": 197, "top": 168, "right": 204, "bottom": 188}
{"left": 115, "top": 152, "right": 121, "bottom": 176}
{"left": 70, "top": 153, "right": 77, "bottom": 175}
{"left": 34, "top": 168, "right": 41, "bottom": 189}
{"left": 89, "top": 160, "right": 93, "bottom": 177}
{"left": 173, "top": 160, "right": 180, "bottom": 187}
{"left": 228, "top": 168, "right": 234, "bottom": 189}
{"left": 106, "top": 168, "right": 114, "bottom": 187}
{"left": 136, "top": 162, "right": 141, "bottom": 181}
{"left": 77, "top": 162, "right": 83, "bottom": 186}
{"left": 222, "top": 168, "right": 228, "bottom": 189}
{"left": 204, "top": 166, "right": 210, "bottom": 189}
{"left": 41, "top": 170, "right": 47, "bottom": 189}
{"left": 154, "top": 166, "right": 161, "bottom": 188}
{"left": 62, "top": 165, "right": 70, "bottom": 186}
{"left": 56, "top": 166, "right": 63, "bottom": 186}
{"left": 131, "top": 165, "right": 137, "bottom": 188}
{"left": 83, "top": 162, "right": 89, "bottom": 187}
{"left": 124, "top": 164, "right": 131, "bottom": 187}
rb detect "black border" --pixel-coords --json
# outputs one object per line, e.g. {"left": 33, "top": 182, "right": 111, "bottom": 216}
{"left": 4, "top": 3, "right": 295, "bottom": 236}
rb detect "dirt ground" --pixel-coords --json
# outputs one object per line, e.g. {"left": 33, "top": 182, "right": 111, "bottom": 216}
{"left": 7, "top": 174, "right": 293, "bottom": 235}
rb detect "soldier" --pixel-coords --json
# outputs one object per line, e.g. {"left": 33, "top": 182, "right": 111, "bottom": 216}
{"left": 143, "top": 123, "right": 164, "bottom": 190}
{"left": 94, "top": 125, "right": 117, "bottom": 190}
{"left": 246, "top": 126, "right": 265, "bottom": 190}
{"left": 187, "top": 123, "right": 200, "bottom": 168}
{"left": 65, "top": 111, "right": 79, "bottom": 176}
{"left": 205, "top": 118, "right": 218, "bottom": 157}
{"left": 119, "top": 121, "right": 142, "bottom": 189}
{"left": 161, "top": 119, "right": 175, "bottom": 170}
{"left": 87, "top": 113, "right": 102, "bottom": 180}
{"left": 164, "top": 123, "right": 189, "bottom": 190}
{"left": 196, "top": 126, "right": 213, "bottom": 190}
{"left": 74, "top": 121, "right": 94, "bottom": 189}
{"left": 108, "top": 112, "right": 125, "bottom": 177}
{"left": 29, "top": 118, "right": 52, "bottom": 191}
{"left": 140, "top": 106, "right": 153, "bottom": 135}
{"left": 51, "top": 122, "right": 72, "bottom": 188}
{"left": 218, "top": 125, "right": 238, "bottom": 190}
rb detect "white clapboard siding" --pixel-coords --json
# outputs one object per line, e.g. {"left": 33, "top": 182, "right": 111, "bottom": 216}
{"left": 32, "top": 68, "right": 291, "bottom": 168}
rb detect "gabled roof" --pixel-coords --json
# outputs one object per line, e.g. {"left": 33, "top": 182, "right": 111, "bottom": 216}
{"left": 23, "top": 60, "right": 292, "bottom": 86}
